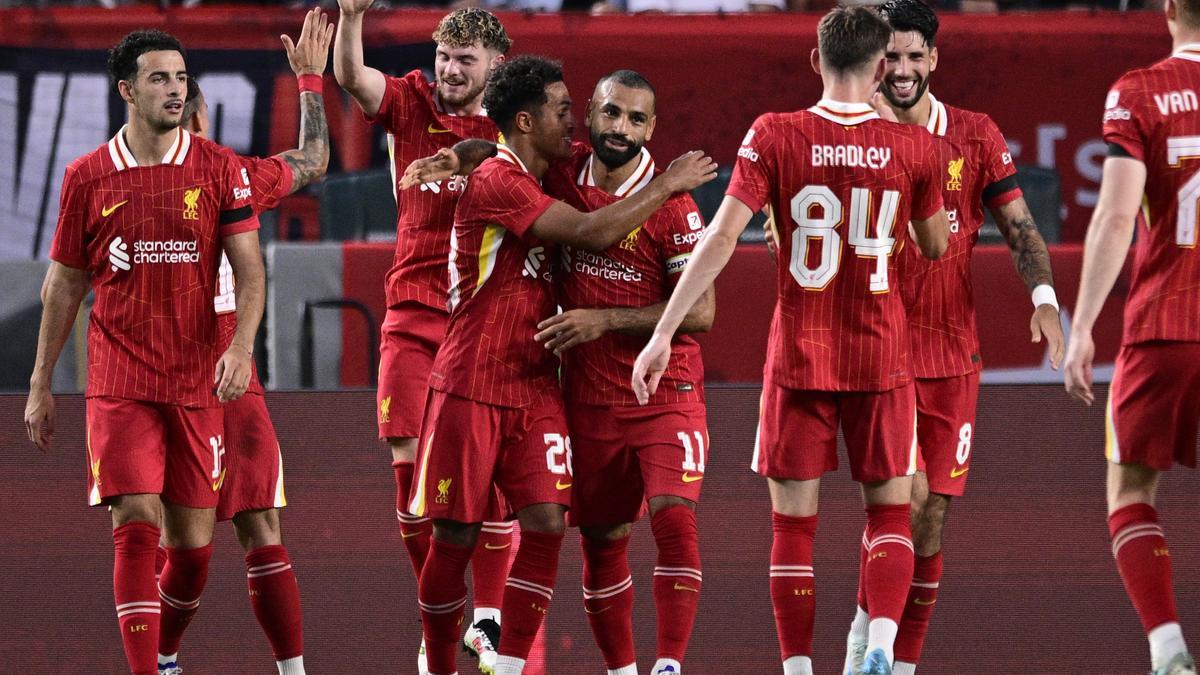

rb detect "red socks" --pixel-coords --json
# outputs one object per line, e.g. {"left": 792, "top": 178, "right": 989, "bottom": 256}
{"left": 394, "top": 462, "right": 432, "bottom": 580}
{"left": 113, "top": 522, "right": 162, "bottom": 675}
{"left": 769, "top": 512, "right": 817, "bottom": 661}
{"left": 893, "top": 551, "right": 943, "bottom": 664}
{"left": 419, "top": 538, "right": 473, "bottom": 674}
{"left": 501, "top": 530, "right": 565, "bottom": 660}
{"left": 651, "top": 505, "right": 702, "bottom": 662}
{"left": 473, "top": 521, "right": 515, "bottom": 614}
{"left": 856, "top": 529, "right": 869, "bottom": 612}
{"left": 864, "top": 504, "right": 914, "bottom": 625}
{"left": 1110, "top": 503, "right": 1179, "bottom": 632}
{"left": 157, "top": 543, "right": 212, "bottom": 657}
{"left": 246, "top": 545, "right": 304, "bottom": 661}
{"left": 582, "top": 535, "right": 635, "bottom": 669}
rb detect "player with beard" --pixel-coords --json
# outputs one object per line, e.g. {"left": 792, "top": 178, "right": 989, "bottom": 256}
{"left": 403, "top": 55, "right": 716, "bottom": 675}
{"left": 333, "top": 4, "right": 514, "bottom": 671}
{"left": 404, "top": 70, "right": 715, "bottom": 675}
{"left": 826, "top": 3, "right": 1064, "bottom": 673}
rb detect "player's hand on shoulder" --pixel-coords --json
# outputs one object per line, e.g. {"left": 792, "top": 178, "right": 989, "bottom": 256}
{"left": 401, "top": 149, "right": 460, "bottom": 190}
{"left": 214, "top": 346, "right": 253, "bottom": 403}
{"left": 1031, "top": 304, "right": 1065, "bottom": 371}
{"left": 24, "top": 384, "right": 55, "bottom": 451}
{"left": 282, "top": 8, "right": 336, "bottom": 77}
{"left": 660, "top": 151, "right": 717, "bottom": 194}
{"left": 535, "top": 309, "right": 609, "bottom": 356}
{"left": 336, "top": 0, "right": 375, "bottom": 15}
{"left": 870, "top": 91, "right": 899, "bottom": 123}
{"left": 1063, "top": 329, "right": 1095, "bottom": 406}
{"left": 632, "top": 334, "right": 671, "bottom": 405}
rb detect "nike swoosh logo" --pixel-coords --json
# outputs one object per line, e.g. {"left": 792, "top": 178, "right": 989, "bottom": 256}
{"left": 682, "top": 472, "right": 703, "bottom": 483}
{"left": 949, "top": 466, "right": 969, "bottom": 478}
{"left": 427, "top": 124, "right": 452, "bottom": 134}
{"left": 673, "top": 583, "right": 699, "bottom": 593}
{"left": 401, "top": 531, "right": 422, "bottom": 539}
{"left": 584, "top": 604, "right": 612, "bottom": 615}
{"left": 101, "top": 200, "right": 128, "bottom": 217}
{"left": 484, "top": 542, "right": 511, "bottom": 550}
{"left": 913, "top": 598, "right": 937, "bottom": 606}
{"left": 212, "top": 468, "right": 226, "bottom": 492}
{"left": 555, "top": 480, "right": 572, "bottom": 490}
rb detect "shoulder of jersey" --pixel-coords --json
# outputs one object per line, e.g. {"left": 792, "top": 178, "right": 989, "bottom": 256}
{"left": 941, "top": 102, "right": 997, "bottom": 135}
{"left": 69, "top": 143, "right": 118, "bottom": 183}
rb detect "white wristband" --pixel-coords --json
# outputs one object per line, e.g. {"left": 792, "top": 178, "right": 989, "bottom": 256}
{"left": 1032, "top": 284, "right": 1059, "bottom": 311}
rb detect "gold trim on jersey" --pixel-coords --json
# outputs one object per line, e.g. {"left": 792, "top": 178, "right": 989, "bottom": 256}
{"left": 411, "top": 432, "right": 436, "bottom": 518}
{"left": 475, "top": 224, "right": 505, "bottom": 295}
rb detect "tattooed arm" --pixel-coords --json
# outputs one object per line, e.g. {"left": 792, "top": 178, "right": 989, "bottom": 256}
{"left": 278, "top": 8, "right": 333, "bottom": 194}
{"left": 989, "top": 195, "right": 1064, "bottom": 368}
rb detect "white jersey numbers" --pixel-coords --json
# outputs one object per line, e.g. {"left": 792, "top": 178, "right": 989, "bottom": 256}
{"left": 788, "top": 185, "right": 900, "bottom": 292}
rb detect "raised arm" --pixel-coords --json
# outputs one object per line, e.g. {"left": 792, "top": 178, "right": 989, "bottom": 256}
{"left": 278, "top": 8, "right": 333, "bottom": 193}
{"left": 534, "top": 287, "right": 716, "bottom": 356}
{"left": 1063, "top": 156, "right": 1145, "bottom": 405}
{"left": 990, "top": 195, "right": 1064, "bottom": 368}
{"left": 214, "top": 231, "right": 266, "bottom": 403}
{"left": 25, "top": 262, "right": 89, "bottom": 450}
{"left": 334, "top": 0, "right": 387, "bottom": 118}
{"left": 530, "top": 151, "right": 716, "bottom": 252}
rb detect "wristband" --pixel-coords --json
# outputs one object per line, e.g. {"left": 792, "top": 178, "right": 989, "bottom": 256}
{"left": 298, "top": 74, "right": 323, "bottom": 94}
{"left": 1032, "top": 284, "right": 1059, "bottom": 311}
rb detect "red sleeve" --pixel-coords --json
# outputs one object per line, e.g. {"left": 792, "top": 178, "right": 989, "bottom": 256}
{"left": 364, "top": 71, "right": 421, "bottom": 133}
{"left": 911, "top": 131, "right": 945, "bottom": 221}
{"left": 656, "top": 194, "right": 706, "bottom": 287}
{"left": 1102, "top": 73, "right": 1151, "bottom": 162}
{"left": 726, "top": 114, "right": 775, "bottom": 213}
{"left": 218, "top": 151, "right": 261, "bottom": 237}
{"left": 472, "top": 162, "right": 556, "bottom": 239}
{"left": 542, "top": 142, "right": 589, "bottom": 202}
{"left": 979, "top": 116, "right": 1022, "bottom": 208}
{"left": 48, "top": 164, "right": 89, "bottom": 270}
{"left": 239, "top": 155, "right": 293, "bottom": 214}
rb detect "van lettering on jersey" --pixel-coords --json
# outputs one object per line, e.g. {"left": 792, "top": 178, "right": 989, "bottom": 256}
{"left": 1154, "top": 89, "right": 1199, "bottom": 116}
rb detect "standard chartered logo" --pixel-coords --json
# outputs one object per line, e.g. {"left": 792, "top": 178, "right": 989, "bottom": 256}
{"left": 108, "top": 237, "right": 200, "bottom": 272}
{"left": 523, "top": 246, "right": 546, "bottom": 279}
{"left": 108, "top": 236, "right": 130, "bottom": 272}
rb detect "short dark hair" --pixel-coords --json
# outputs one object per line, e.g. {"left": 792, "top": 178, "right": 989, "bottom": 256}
{"left": 817, "top": 7, "right": 892, "bottom": 75}
{"left": 599, "top": 69, "right": 656, "bottom": 98}
{"left": 182, "top": 76, "right": 203, "bottom": 126}
{"left": 483, "top": 55, "right": 564, "bottom": 136}
{"left": 432, "top": 8, "right": 512, "bottom": 54}
{"left": 107, "top": 30, "right": 186, "bottom": 96}
{"left": 879, "top": 0, "right": 939, "bottom": 48}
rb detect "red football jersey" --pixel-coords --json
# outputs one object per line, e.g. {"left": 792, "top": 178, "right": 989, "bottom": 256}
{"left": 727, "top": 100, "right": 943, "bottom": 392}
{"left": 543, "top": 142, "right": 706, "bottom": 407}
{"left": 1104, "top": 45, "right": 1200, "bottom": 345}
{"left": 215, "top": 155, "right": 292, "bottom": 315}
{"left": 428, "top": 145, "right": 558, "bottom": 408}
{"left": 49, "top": 127, "right": 259, "bottom": 407}
{"left": 899, "top": 95, "right": 1022, "bottom": 378}
{"left": 367, "top": 70, "right": 501, "bottom": 311}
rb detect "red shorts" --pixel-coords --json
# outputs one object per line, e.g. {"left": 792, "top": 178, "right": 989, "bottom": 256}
{"left": 410, "top": 390, "right": 572, "bottom": 522}
{"left": 377, "top": 302, "right": 448, "bottom": 440}
{"left": 567, "top": 402, "right": 708, "bottom": 527}
{"left": 752, "top": 383, "right": 916, "bottom": 483}
{"left": 1106, "top": 342, "right": 1200, "bottom": 470}
{"left": 914, "top": 372, "right": 980, "bottom": 496}
{"left": 216, "top": 392, "right": 286, "bottom": 521}
{"left": 85, "top": 397, "right": 224, "bottom": 508}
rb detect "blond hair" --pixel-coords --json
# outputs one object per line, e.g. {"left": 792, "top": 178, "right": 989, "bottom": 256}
{"left": 432, "top": 8, "right": 511, "bottom": 54}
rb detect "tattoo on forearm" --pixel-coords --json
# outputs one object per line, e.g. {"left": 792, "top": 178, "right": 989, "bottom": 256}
{"left": 282, "top": 92, "right": 329, "bottom": 193}
{"left": 1005, "top": 215, "right": 1055, "bottom": 290}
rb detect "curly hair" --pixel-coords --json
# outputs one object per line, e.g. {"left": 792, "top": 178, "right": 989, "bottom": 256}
{"left": 817, "top": 7, "right": 892, "bottom": 75}
{"left": 483, "top": 55, "right": 563, "bottom": 137}
{"left": 107, "top": 30, "right": 186, "bottom": 97}
{"left": 432, "top": 8, "right": 512, "bottom": 54}
{"left": 879, "top": 0, "right": 939, "bottom": 48}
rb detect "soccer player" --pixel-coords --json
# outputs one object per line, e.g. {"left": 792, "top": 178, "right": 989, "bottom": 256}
{"left": 23, "top": 30, "right": 263, "bottom": 675}
{"left": 405, "top": 55, "right": 715, "bottom": 675}
{"left": 333, "top": 3, "right": 514, "bottom": 669}
{"left": 633, "top": 8, "right": 950, "bottom": 675}
{"left": 151, "top": 10, "right": 334, "bottom": 675}
{"left": 1064, "top": 0, "right": 1200, "bottom": 672}
{"left": 827, "top": 3, "right": 1064, "bottom": 673}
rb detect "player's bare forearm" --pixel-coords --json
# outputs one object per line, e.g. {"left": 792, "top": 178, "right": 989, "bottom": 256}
{"left": 30, "top": 262, "right": 88, "bottom": 388}
{"left": 992, "top": 197, "right": 1054, "bottom": 291}
{"left": 332, "top": 9, "right": 385, "bottom": 117}
{"left": 451, "top": 139, "right": 499, "bottom": 175}
{"left": 611, "top": 286, "right": 715, "bottom": 335}
{"left": 224, "top": 232, "right": 266, "bottom": 352}
{"left": 278, "top": 91, "right": 330, "bottom": 193}
{"left": 576, "top": 180, "right": 673, "bottom": 251}
{"left": 1073, "top": 157, "right": 1145, "bottom": 332}
{"left": 912, "top": 209, "right": 949, "bottom": 259}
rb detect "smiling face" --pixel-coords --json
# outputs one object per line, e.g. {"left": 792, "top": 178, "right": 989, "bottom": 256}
{"left": 586, "top": 80, "right": 656, "bottom": 170}
{"left": 119, "top": 49, "right": 187, "bottom": 132}
{"left": 434, "top": 41, "right": 500, "bottom": 109}
{"left": 528, "top": 81, "right": 576, "bottom": 161}
{"left": 881, "top": 29, "right": 937, "bottom": 110}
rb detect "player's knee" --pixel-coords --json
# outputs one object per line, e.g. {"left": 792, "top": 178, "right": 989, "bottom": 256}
{"left": 433, "top": 519, "right": 482, "bottom": 548}
{"left": 232, "top": 508, "right": 283, "bottom": 550}
{"left": 1106, "top": 462, "right": 1159, "bottom": 513}
{"left": 108, "top": 494, "right": 162, "bottom": 529}
{"left": 582, "top": 523, "right": 632, "bottom": 542}
{"left": 648, "top": 495, "right": 695, "bottom": 517}
{"left": 387, "top": 437, "right": 418, "bottom": 463}
{"left": 161, "top": 502, "right": 216, "bottom": 549}
{"left": 517, "top": 504, "right": 567, "bottom": 535}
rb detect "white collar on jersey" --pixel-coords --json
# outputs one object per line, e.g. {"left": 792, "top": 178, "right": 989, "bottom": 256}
{"left": 107, "top": 125, "right": 191, "bottom": 171}
{"left": 925, "top": 93, "right": 949, "bottom": 137}
{"left": 578, "top": 146, "right": 656, "bottom": 198}
{"left": 808, "top": 98, "right": 880, "bottom": 126}
{"left": 1173, "top": 42, "right": 1200, "bottom": 63}
{"left": 495, "top": 143, "right": 531, "bottom": 173}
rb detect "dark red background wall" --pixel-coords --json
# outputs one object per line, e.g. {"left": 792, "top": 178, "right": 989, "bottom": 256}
{"left": 2, "top": 388, "right": 1197, "bottom": 673}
